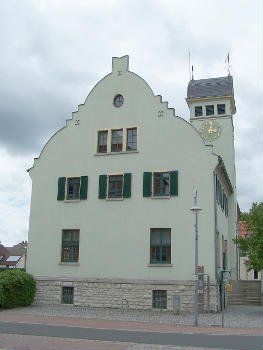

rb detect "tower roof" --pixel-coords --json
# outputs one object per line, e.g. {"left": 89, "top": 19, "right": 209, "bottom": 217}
{"left": 187, "top": 76, "right": 233, "bottom": 99}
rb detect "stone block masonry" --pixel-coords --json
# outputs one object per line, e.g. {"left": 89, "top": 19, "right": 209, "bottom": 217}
{"left": 34, "top": 277, "right": 218, "bottom": 312}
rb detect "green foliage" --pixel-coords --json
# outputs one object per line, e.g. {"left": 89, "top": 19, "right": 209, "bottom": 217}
{"left": 234, "top": 202, "right": 263, "bottom": 271}
{"left": 0, "top": 269, "right": 36, "bottom": 309}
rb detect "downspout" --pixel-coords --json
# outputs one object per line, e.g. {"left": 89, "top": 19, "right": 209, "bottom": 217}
{"left": 213, "top": 171, "right": 219, "bottom": 311}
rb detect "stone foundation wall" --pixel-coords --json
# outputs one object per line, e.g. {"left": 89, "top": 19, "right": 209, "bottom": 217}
{"left": 34, "top": 277, "right": 218, "bottom": 312}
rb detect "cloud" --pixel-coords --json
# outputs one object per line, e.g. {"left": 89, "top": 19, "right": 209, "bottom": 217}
{"left": 0, "top": 0, "right": 262, "bottom": 245}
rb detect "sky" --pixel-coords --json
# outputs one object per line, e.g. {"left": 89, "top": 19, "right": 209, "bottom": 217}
{"left": 0, "top": 0, "right": 262, "bottom": 246}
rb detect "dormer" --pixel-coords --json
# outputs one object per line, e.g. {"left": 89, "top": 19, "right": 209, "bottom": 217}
{"left": 186, "top": 76, "right": 236, "bottom": 121}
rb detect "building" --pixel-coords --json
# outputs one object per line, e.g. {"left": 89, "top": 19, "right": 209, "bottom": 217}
{"left": 0, "top": 241, "right": 27, "bottom": 269}
{"left": 238, "top": 221, "right": 261, "bottom": 280}
{"left": 27, "top": 56, "right": 238, "bottom": 311}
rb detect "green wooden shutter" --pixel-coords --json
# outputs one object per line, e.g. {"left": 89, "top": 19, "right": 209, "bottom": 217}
{"left": 143, "top": 172, "right": 152, "bottom": 197}
{"left": 170, "top": 171, "right": 178, "bottom": 196}
{"left": 57, "top": 177, "right": 66, "bottom": 200}
{"left": 99, "top": 175, "right": 107, "bottom": 199}
{"left": 80, "top": 176, "right": 88, "bottom": 200}
{"left": 123, "top": 173, "right": 131, "bottom": 198}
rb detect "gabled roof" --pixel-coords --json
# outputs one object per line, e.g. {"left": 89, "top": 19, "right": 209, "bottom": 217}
{"left": 7, "top": 241, "right": 27, "bottom": 256}
{"left": 187, "top": 76, "right": 233, "bottom": 99}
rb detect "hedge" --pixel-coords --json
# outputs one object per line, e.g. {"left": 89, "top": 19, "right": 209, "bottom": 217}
{"left": 0, "top": 269, "right": 36, "bottom": 309}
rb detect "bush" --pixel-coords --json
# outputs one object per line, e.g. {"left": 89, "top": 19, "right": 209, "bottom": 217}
{"left": 0, "top": 269, "right": 36, "bottom": 309}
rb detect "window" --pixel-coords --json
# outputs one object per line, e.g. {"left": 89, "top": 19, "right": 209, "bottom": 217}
{"left": 111, "top": 129, "right": 123, "bottom": 152}
{"left": 57, "top": 176, "right": 88, "bottom": 201}
{"left": 127, "top": 128, "right": 137, "bottom": 151}
{"left": 150, "top": 228, "right": 171, "bottom": 264}
{"left": 153, "top": 172, "right": 169, "bottom": 196}
{"left": 217, "top": 104, "right": 225, "bottom": 115}
{"left": 61, "top": 230, "right": 79, "bottom": 262}
{"left": 61, "top": 287, "right": 74, "bottom": 304}
{"left": 113, "top": 94, "right": 124, "bottom": 107}
{"left": 152, "top": 290, "right": 167, "bottom": 309}
{"left": 96, "top": 127, "right": 138, "bottom": 154}
{"left": 108, "top": 175, "right": 123, "bottom": 198}
{"left": 99, "top": 173, "right": 131, "bottom": 199}
{"left": 206, "top": 105, "right": 214, "bottom": 116}
{"left": 143, "top": 171, "right": 178, "bottom": 198}
{"left": 195, "top": 106, "right": 203, "bottom": 117}
{"left": 97, "top": 131, "right": 108, "bottom": 153}
{"left": 215, "top": 174, "right": 228, "bottom": 217}
{"left": 67, "top": 177, "right": 80, "bottom": 200}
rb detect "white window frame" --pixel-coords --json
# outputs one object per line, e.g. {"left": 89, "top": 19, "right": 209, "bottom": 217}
{"left": 64, "top": 176, "right": 81, "bottom": 202}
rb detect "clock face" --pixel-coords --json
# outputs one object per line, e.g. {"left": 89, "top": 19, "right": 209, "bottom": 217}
{"left": 199, "top": 120, "right": 222, "bottom": 142}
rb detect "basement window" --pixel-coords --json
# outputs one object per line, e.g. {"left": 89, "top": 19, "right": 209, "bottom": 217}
{"left": 152, "top": 290, "right": 167, "bottom": 309}
{"left": 61, "top": 287, "right": 74, "bottom": 304}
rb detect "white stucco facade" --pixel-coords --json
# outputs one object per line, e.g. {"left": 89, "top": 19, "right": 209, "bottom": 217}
{"left": 27, "top": 56, "right": 237, "bottom": 311}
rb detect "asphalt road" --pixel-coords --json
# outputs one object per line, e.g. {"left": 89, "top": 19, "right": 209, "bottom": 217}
{"left": 0, "top": 322, "right": 262, "bottom": 350}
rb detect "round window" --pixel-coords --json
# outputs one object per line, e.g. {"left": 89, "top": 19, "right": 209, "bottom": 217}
{"left": 113, "top": 94, "right": 124, "bottom": 107}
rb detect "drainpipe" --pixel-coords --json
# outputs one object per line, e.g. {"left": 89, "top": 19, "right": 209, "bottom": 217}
{"left": 213, "top": 171, "right": 219, "bottom": 312}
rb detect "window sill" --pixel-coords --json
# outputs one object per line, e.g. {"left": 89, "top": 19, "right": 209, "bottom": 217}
{"left": 148, "top": 264, "right": 173, "bottom": 267}
{"left": 151, "top": 196, "right": 171, "bottom": 199}
{"left": 95, "top": 151, "right": 139, "bottom": 156}
{"left": 64, "top": 200, "right": 81, "bottom": 203}
{"left": 59, "top": 262, "right": 80, "bottom": 266}
{"left": 106, "top": 198, "right": 124, "bottom": 201}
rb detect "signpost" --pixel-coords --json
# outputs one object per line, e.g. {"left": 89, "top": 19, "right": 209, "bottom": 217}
{"left": 219, "top": 270, "right": 231, "bottom": 327}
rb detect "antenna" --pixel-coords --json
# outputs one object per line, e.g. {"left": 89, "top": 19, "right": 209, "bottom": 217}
{"left": 188, "top": 51, "right": 191, "bottom": 81}
{"left": 191, "top": 65, "right": 194, "bottom": 80}
{"left": 225, "top": 53, "right": 231, "bottom": 76}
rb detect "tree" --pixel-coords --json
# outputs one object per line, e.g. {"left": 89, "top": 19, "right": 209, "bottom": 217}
{"left": 234, "top": 202, "right": 263, "bottom": 272}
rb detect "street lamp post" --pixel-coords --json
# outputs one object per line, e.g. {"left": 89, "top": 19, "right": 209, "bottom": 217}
{"left": 190, "top": 189, "right": 202, "bottom": 326}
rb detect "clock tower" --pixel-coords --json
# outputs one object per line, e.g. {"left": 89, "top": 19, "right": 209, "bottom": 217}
{"left": 186, "top": 76, "right": 236, "bottom": 186}
{"left": 186, "top": 75, "right": 238, "bottom": 280}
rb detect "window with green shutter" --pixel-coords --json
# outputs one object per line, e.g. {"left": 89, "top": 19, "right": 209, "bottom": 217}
{"left": 57, "top": 176, "right": 88, "bottom": 201}
{"left": 99, "top": 173, "right": 132, "bottom": 199}
{"left": 108, "top": 175, "right": 123, "bottom": 198}
{"left": 144, "top": 171, "right": 178, "bottom": 198}
{"left": 153, "top": 172, "right": 169, "bottom": 196}
{"left": 67, "top": 177, "right": 80, "bottom": 200}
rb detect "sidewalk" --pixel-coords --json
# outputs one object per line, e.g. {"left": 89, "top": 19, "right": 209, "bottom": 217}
{"left": 1, "top": 304, "right": 262, "bottom": 334}
{"left": 0, "top": 304, "right": 262, "bottom": 350}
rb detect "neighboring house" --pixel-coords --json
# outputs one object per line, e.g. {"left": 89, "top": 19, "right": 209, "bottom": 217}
{"left": 238, "top": 221, "right": 261, "bottom": 280}
{"left": 0, "top": 244, "right": 10, "bottom": 266}
{"left": 0, "top": 241, "right": 27, "bottom": 269}
{"left": 27, "top": 56, "right": 238, "bottom": 312}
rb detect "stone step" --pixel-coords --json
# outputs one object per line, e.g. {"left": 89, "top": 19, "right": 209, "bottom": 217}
{"left": 227, "top": 280, "right": 261, "bottom": 306}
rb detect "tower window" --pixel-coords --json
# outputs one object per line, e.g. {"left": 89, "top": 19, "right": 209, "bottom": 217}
{"left": 195, "top": 106, "right": 203, "bottom": 117}
{"left": 206, "top": 105, "right": 214, "bottom": 116}
{"left": 217, "top": 104, "right": 225, "bottom": 115}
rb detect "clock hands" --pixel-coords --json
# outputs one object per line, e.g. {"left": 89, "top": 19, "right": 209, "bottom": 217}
{"left": 208, "top": 120, "right": 217, "bottom": 133}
